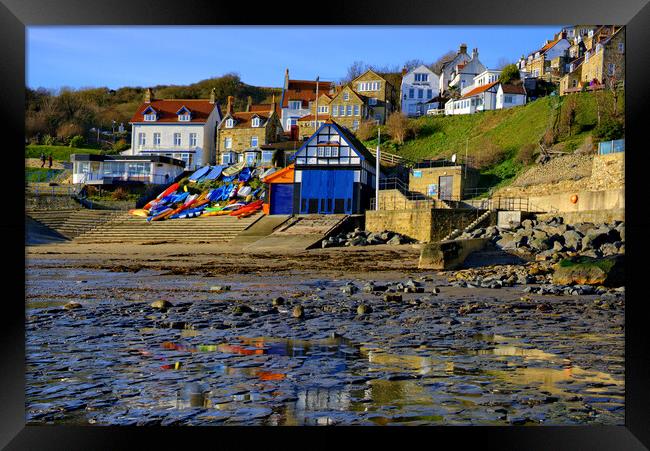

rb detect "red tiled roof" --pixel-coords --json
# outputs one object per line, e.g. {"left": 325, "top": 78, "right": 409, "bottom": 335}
{"left": 500, "top": 84, "right": 526, "bottom": 95}
{"left": 460, "top": 81, "right": 499, "bottom": 99}
{"left": 540, "top": 39, "right": 560, "bottom": 53}
{"left": 129, "top": 99, "right": 217, "bottom": 123}
{"left": 282, "top": 79, "right": 334, "bottom": 108}
{"left": 249, "top": 103, "right": 281, "bottom": 115}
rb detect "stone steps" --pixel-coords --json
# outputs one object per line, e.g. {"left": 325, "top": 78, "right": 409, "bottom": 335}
{"left": 26, "top": 209, "right": 122, "bottom": 239}
{"left": 440, "top": 209, "right": 493, "bottom": 242}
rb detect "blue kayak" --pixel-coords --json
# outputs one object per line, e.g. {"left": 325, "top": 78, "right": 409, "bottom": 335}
{"left": 188, "top": 166, "right": 212, "bottom": 182}
{"left": 203, "top": 165, "right": 224, "bottom": 181}
{"left": 238, "top": 167, "right": 252, "bottom": 183}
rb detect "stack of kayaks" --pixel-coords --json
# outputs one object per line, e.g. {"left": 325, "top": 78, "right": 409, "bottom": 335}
{"left": 128, "top": 162, "right": 269, "bottom": 222}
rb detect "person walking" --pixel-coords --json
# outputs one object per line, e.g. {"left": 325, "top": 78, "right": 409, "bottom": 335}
{"left": 40, "top": 152, "right": 45, "bottom": 168}
{"left": 48, "top": 154, "right": 53, "bottom": 169}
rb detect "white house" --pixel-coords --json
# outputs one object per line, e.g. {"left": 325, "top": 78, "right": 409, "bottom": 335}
{"left": 449, "top": 48, "right": 487, "bottom": 95}
{"left": 444, "top": 81, "right": 526, "bottom": 115}
{"left": 280, "top": 69, "right": 334, "bottom": 133}
{"left": 400, "top": 65, "right": 440, "bottom": 116}
{"left": 439, "top": 44, "right": 472, "bottom": 94}
{"left": 125, "top": 88, "right": 222, "bottom": 170}
{"left": 473, "top": 69, "right": 501, "bottom": 88}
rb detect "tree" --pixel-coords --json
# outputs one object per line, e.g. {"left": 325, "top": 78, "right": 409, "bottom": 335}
{"left": 355, "top": 119, "right": 378, "bottom": 141}
{"left": 559, "top": 94, "right": 578, "bottom": 138}
{"left": 385, "top": 112, "right": 412, "bottom": 145}
{"left": 341, "top": 61, "right": 368, "bottom": 84}
{"left": 499, "top": 64, "right": 521, "bottom": 84}
{"left": 403, "top": 59, "right": 425, "bottom": 72}
{"left": 604, "top": 47, "right": 624, "bottom": 117}
{"left": 430, "top": 51, "right": 456, "bottom": 75}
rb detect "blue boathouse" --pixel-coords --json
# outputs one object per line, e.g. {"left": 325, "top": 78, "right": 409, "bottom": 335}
{"left": 293, "top": 120, "right": 378, "bottom": 214}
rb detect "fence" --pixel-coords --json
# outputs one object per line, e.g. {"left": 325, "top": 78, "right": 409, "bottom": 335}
{"left": 25, "top": 169, "right": 66, "bottom": 183}
{"left": 76, "top": 172, "right": 171, "bottom": 185}
{"left": 598, "top": 139, "right": 625, "bottom": 155}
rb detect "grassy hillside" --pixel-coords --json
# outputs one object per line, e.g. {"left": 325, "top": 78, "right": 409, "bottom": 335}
{"left": 366, "top": 91, "right": 623, "bottom": 190}
{"left": 26, "top": 144, "right": 103, "bottom": 161}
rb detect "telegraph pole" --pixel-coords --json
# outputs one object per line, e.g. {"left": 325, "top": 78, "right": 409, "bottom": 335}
{"left": 375, "top": 122, "right": 381, "bottom": 211}
{"left": 315, "top": 76, "right": 319, "bottom": 132}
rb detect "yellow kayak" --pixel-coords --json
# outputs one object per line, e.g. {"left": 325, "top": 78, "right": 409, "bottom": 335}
{"left": 129, "top": 209, "right": 149, "bottom": 218}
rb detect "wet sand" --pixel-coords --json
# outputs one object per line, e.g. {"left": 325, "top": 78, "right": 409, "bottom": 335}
{"left": 25, "top": 242, "right": 624, "bottom": 425}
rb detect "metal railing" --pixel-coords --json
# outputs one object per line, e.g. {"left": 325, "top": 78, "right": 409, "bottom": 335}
{"left": 368, "top": 149, "right": 409, "bottom": 165}
{"left": 76, "top": 173, "right": 171, "bottom": 185}
{"left": 598, "top": 139, "right": 624, "bottom": 155}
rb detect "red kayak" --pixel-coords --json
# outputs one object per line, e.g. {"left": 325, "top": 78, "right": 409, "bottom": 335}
{"left": 229, "top": 200, "right": 263, "bottom": 216}
{"left": 144, "top": 182, "right": 179, "bottom": 210}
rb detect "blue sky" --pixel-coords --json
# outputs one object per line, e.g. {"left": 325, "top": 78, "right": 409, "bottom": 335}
{"left": 27, "top": 26, "right": 563, "bottom": 91}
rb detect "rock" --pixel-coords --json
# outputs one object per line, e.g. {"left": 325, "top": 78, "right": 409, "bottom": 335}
{"left": 341, "top": 285, "right": 358, "bottom": 295}
{"left": 384, "top": 293, "right": 402, "bottom": 302}
{"left": 552, "top": 255, "right": 624, "bottom": 287}
{"left": 431, "top": 287, "right": 440, "bottom": 294}
{"left": 521, "top": 219, "right": 535, "bottom": 229}
{"left": 458, "top": 303, "right": 482, "bottom": 315}
{"left": 210, "top": 285, "right": 231, "bottom": 292}
{"left": 151, "top": 300, "right": 172, "bottom": 310}
{"left": 362, "top": 283, "right": 375, "bottom": 293}
{"left": 292, "top": 305, "right": 304, "bottom": 318}
{"left": 271, "top": 297, "right": 285, "bottom": 306}
{"left": 599, "top": 243, "right": 619, "bottom": 257}
{"left": 232, "top": 305, "right": 253, "bottom": 314}
{"left": 64, "top": 301, "right": 82, "bottom": 310}
{"left": 357, "top": 304, "right": 372, "bottom": 315}
{"left": 387, "top": 235, "right": 403, "bottom": 245}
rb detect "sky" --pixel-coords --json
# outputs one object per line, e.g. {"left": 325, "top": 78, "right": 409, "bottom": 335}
{"left": 27, "top": 26, "right": 564, "bottom": 91}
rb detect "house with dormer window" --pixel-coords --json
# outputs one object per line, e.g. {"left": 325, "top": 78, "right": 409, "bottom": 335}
{"left": 125, "top": 88, "right": 222, "bottom": 170}
{"left": 217, "top": 95, "right": 283, "bottom": 166}
{"left": 350, "top": 69, "right": 394, "bottom": 124}
{"left": 280, "top": 69, "right": 335, "bottom": 134}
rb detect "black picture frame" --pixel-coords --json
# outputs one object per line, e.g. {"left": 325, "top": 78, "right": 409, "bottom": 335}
{"left": 4, "top": 0, "right": 649, "bottom": 448}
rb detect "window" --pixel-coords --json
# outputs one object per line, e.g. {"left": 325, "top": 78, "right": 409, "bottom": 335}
{"left": 368, "top": 98, "right": 377, "bottom": 106}
{"left": 317, "top": 147, "right": 325, "bottom": 157}
{"left": 339, "top": 105, "right": 345, "bottom": 116}
{"left": 331, "top": 147, "right": 339, "bottom": 157}
{"left": 189, "top": 133, "right": 197, "bottom": 147}
{"left": 504, "top": 95, "right": 513, "bottom": 103}
{"left": 608, "top": 63, "right": 616, "bottom": 76}
{"left": 318, "top": 105, "right": 328, "bottom": 113}
{"left": 224, "top": 137, "right": 232, "bottom": 149}
{"left": 252, "top": 117, "right": 260, "bottom": 127}
{"left": 343, "top": 92, "right": 350, "bottom": 101}
{"left": 178, "top": 114, "right": 190, "bottom": 121}
{"left": 414, "top": 73, "right": 429, "bottom": 82}
{"left": 332, "top": 106, "right": 338, "bottom": 117}
{"left": 251, "top": 136, "right": 259, "bottom": 147}
{"left": 618, "top": 42, "right": 625, "bottom": 53}
{"left": 324, "top": 146, "right": 331, "bottom": 157}
{"left": 245, "top": 152, "right": 257, "bottom": 165}
{"left": 352, "top": 120, "right": 359, "bottom": 130}
{"left": 408, "top": 88, "right": 414, "bottom": 98}
{"left": 346, "top": 105, "right": 352, "bottom": 116}
{"left": 138, "top": 132, "right": 145, "bottom": 146}
{"left": 173, "top": 133, "right": 181, "bottom": 146}
{"left": 571, "top": 79, "right": 578, "bottom": 88}
{"left": 426, "top": 89, "right": 433, "bottom": 99}
{"left": 153, "top": 133, "right": 161, "bottom": 146}
{"left": 144, "top": 113, "right": 156, "bottom": 121}
{"left": 289, "top": 118, "right": 298, "bottom": 126}
{"left": 289, "top": 101, "right": 302, "bottom": 109}
{"left": 353, "top": 105, "right": 360, "bottom": 116}
{"left": 226, "top": 118, "right": 234, "bottom": 128}
{"left": 418, "top": 89, "right": 424, "bottom": 99}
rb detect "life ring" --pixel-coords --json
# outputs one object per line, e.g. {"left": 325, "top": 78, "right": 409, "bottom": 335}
{"left": 570, "top": 194, "right": 578, "bottom": 204}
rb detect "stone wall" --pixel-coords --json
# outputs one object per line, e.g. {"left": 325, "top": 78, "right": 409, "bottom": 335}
{"left": 365, "top": 208, "right": 488, "bottom": 243}
{"left": 25, "top": 194, "right": 80, "bottom": 210}
{"left": 589, "top": 151, "right": 624, "bottom": 190}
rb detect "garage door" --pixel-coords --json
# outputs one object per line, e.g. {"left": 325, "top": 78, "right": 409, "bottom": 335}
{"left": 300, "top": 170, "right": 354, "bottom": 214}
{"left": 270, "top": 183, "right": 294, "bottom": 215}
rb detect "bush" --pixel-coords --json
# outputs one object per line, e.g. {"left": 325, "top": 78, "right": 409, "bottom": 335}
{"left": 112, "top": 139, "right": 129, "bottom": 152}
{"left": 593, "top": 119, "right": 624, "bottom": 142}
{"left": 43, "top": 135, "right": 55, "bottom": 146}
{"left": 499, "top": 64, "right": 521, "bottom": 84}
{"left": 386, "top": 112, "right": 413, "bottom": 145}
{"left": 515, "top": 143, "right": 537, "bottom": 165}
{"left": 69, "top": 135, "right": 85, "bottom": 148}
{"left": 355, "top": 120, "right": 377, "bottom": 141}
{"left": 473, "top": 140, "right": 508, "bottom": 169}
{"left": 111, "top": 187, "right": 129, "bottom": 200}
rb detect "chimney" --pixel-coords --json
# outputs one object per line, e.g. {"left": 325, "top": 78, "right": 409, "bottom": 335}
{"left": 246, "top": 96, "right": 252, "bottom": 112}
{"left": 459, "top": 43, "right": 467, "bottom": 54}
{"left": 226, "top": 96, "right": 234, "bottom": 115}
{"left": 472, "top": 48, "right": 479, "bottom": 59}
{"left": 209, "top": 88, "right": 216, "bottom": 104}
{"left": 144, "top": 88, "right": 153, "bottom": 104}
{"left": 401, "top": 67, "right": 408, "bottom": 76}
{"left": 284, "top": 68, "right": 290, "bottom": 89}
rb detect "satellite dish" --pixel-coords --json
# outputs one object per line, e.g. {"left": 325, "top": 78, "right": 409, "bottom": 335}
{"left": 451, "top": 154, "right": 457, "bottom": 163}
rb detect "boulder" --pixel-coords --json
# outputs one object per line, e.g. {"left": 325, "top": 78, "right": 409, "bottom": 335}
{"left": 552, "top": 255, "right": 624, "bottom": 287}
{"left": 151, "top": 300, "right": 172, "bottom": 310}
{"left": 562, "top": 230, "right": 583, "bottom": 251}
{"left": 387, "top": 235, "right": 403, "bottom": 245}
{"left": 292, "top": 305, "right": 304, "bottom": 318}
{"left": 357, "top": 304, "right": 372, "bottom": 315}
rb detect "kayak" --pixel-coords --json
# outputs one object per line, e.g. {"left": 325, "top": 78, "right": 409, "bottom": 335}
{"left": 203, "top": 165, "right": 224, "bottom": 181}
{"left": 144, "top": 182, "right": 179, "bottom": 209}
{"left": 238, "top": 167, "right": 252, "bottom": 182}
{"left": 188, "top": 166, "right": 212, "bottom": 182}
{"left": 237, "top": 186, "right": 252, "bottom": 198}
{"left": 129, "top": 209, "right": 149, "bottom": 218}
{"left": 222, "top": 161, "right": 245, "bottom": 177}
{"left": 229, "top": 200, "right": 263, "bottom": 216}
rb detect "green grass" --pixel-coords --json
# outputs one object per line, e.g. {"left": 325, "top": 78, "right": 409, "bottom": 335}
{"left": 25, "top": 167, "right": 65, "bottom": 183}
{"left": 26, "top": 144, "right": 103, "bottom": 161}
{"left": 367, "top": 91, "right": 623, "bottom": 190}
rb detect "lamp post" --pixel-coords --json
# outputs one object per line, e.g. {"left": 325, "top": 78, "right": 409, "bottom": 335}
{"left": 375, "top": 120, "right": 381, "bottom": 211}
